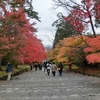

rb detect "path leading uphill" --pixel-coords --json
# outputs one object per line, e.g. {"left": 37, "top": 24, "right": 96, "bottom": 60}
{"left": 0, "top": 70, "right": 100, "bottom": 100}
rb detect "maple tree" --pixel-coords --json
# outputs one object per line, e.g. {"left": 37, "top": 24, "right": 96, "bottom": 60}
{"left": 4, "top": 9, "right": 47, "bottom": 64}
{"left": 48, "top": 36, "right": 87, "bottom": 65}
{"left": 0, "top": 0, "right": 47, "bottom": 65}
{"left": 20, "top": 33, "right": 47, "bottom": 64}
{"left": 50, "top": 35, "right": 100, "bottom": 66}
{"left": 84, "top": 36, "right": 100, "bottom": 64}
{"left": 53, "top": 0, "right": 100, "bottom": 37}
{"left": 52, "top": 0, "right": 100, "bottom": 66}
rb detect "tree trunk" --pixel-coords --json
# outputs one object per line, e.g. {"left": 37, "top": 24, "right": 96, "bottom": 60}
{"left": 0, "top": 60, "right": 2, "bottom": 71}
{"left": 88, "top": 12, "right": 96, "bottom": 37}
{"left": 84, "top": 0, "right": 96, "bottom": 37}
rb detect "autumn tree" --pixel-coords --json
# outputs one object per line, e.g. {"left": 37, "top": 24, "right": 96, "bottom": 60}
{"left": 48, "top": 36, "right": 87, "bottom": 66}
{"left": 52, "top": 0, "right": 100, "bottom": 68}
{"left": 19, "top": 33, "right": 47, "bottom": 64}
{"left": 0, "top": 0, "right": 47, "bottom": 66}
{"left": 84, "top": 36, "right": 100, "bottom": 65}
{"left": 53, "top": 0, "right": 100, "bottom": 37}
{"left": 2, "top": 9, "right": 46, "bottom": 64}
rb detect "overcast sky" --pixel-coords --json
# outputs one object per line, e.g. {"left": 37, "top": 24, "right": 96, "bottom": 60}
{"left": 32, "top": 0, "right": 66, "bottom": 47}
{"left": 32, "top": 0, "right": 100, "bottom": 48}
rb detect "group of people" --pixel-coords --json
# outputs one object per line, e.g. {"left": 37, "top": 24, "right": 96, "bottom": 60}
{"left": 5, "top": 61, "right": 64, "bottom": 81}
{"left": 30, "top": 62, "right": 42, "bottom": 71}
{"left": 30, "top": 61, "right": 64, "bottom": 77}
{"left": 43, "top": 61, "right": 63, "bottom": 77}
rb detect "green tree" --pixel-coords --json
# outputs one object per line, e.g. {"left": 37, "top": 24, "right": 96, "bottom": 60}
{"left": 52, "top": 13, "right": 78, "bottom": 48}
{"left": 23, "top": 0, "right": 40, "bottom": 21}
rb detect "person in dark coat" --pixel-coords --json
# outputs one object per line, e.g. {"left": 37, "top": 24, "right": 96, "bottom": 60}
{"left": 34, "top": 62, "right": 38, "bottom": 71}
{"left": 57, "top": 62, "right": 63, "bottom": 76}
{"left": 30, "top": 64, "right": 33, "bottom": 70}
{"left": 38, "top": 63, "right": 42, "bottom": 70}
{"left": 6, "top": 62, "right": 13, "bottom": 80}
{"left": 43, "top": 61, "right": 47, "bottom": 72}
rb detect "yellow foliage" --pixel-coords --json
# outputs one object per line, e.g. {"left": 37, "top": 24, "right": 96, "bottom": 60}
{"left": 48, "top": 36, "right": 87, "bottom": 63}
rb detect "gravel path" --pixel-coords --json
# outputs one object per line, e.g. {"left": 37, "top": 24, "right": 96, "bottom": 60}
{"left": 0, "top": 70, "right": 100, "bottom": 100}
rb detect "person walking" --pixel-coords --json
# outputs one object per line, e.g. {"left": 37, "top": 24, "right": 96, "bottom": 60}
{"left": 46, "top": 62, "right": 51, "bottom": 76}
{"left": 30, "top": 64, "right": 33, "bottom": 70}
{"left": 51, "top": 62, "right": 57, "bottom": 76}
{"left": 38, "top": 63, "right": 42, "bottom": 70}
{"left": 57, "top": 62, "right": 63, "bottom": 76}
{"left": 6, "top": 62, "right": 13, "bottom": 80}
{"left": 34, "top": 62, "right": 38, "bottom": 71}
{"left": 68, "top": 62, "right": 72, "bottom": 71}
{"left": 43, "top": 61, "right": 47, "bottom": 72}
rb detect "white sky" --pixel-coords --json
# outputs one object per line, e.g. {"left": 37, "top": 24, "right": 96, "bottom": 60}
{"left": 32, "top": 0, "right": 66, "bottom": 47}
{"left": 32, "top": 0, "right": 100, "bottom": 47}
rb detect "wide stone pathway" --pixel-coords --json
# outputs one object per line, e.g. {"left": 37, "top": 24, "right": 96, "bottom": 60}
{"left": 0, "top": 69, "right": 100, "bottom": 100}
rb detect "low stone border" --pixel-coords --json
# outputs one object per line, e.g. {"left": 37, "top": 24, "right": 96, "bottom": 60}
{"left": 0, "top": 68, "right": 29, "bottom": 81}
{"left": 72, "top": 70, "right": 100, "bottom": 77}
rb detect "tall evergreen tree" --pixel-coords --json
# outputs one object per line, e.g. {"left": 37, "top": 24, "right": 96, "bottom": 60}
{"left": 52, "top": 13, "right": 78, "bottom": 48}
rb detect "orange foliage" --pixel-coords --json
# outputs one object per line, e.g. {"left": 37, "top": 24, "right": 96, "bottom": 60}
{"left": 86, "top": 53, "right": 100, "bottom": 63}
{"left": 48, "top": 36, "right": 87, "bottom": 64}
{"left": 84, "top": 36, "right": 100, "bottom": 63}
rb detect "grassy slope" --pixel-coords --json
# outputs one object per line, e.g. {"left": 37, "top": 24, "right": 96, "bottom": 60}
{"left": 65, "top": 64, "right": 100, "bottom": 77}
{"left": 0, "top": 65, "right": 30, "bottom": 79}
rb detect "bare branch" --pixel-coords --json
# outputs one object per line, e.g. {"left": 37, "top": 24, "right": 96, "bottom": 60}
{"left": 43, "top": 33, "right": 54, "bottom": 43}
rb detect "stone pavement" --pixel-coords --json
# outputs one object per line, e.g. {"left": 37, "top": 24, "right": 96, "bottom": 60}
{"left": 0, "top": 69, "right": 100, "bottom": 100}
